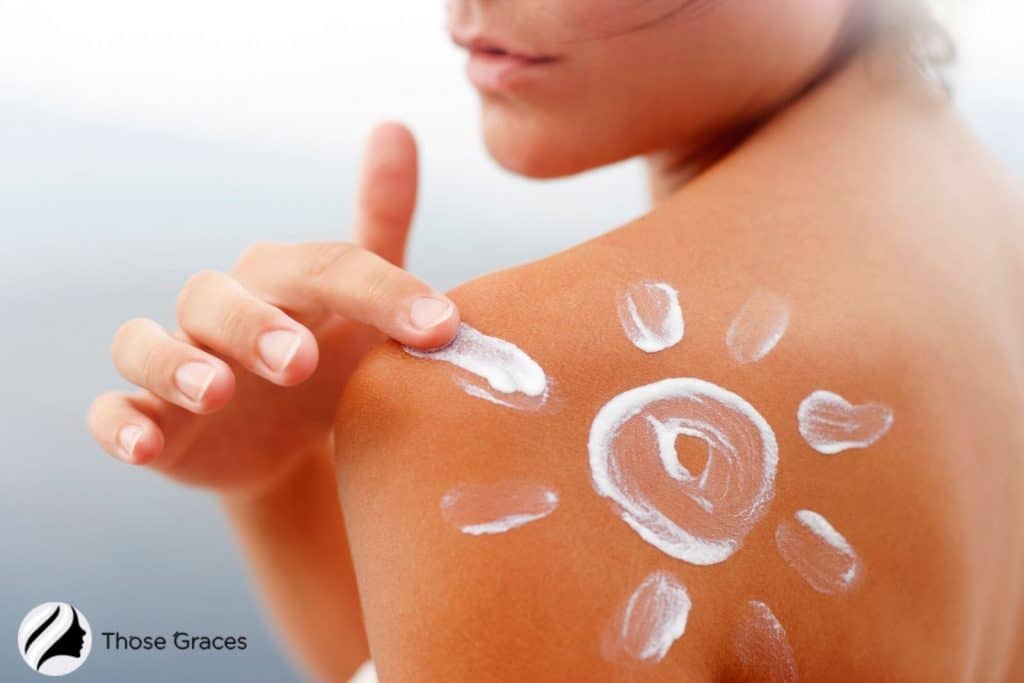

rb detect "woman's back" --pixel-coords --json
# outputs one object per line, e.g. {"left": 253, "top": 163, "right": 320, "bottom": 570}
{"left": 334, "top": 57, "right": 1024, "bottom": 681}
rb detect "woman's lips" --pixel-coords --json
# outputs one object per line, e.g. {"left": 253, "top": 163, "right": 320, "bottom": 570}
{"left": 454, "top": 35, "right": 560, "bottom": 93}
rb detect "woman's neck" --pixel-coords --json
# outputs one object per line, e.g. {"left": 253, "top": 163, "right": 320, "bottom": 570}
{"left": 642, "top": 68, "right": 847, "bottom": 205}
{"left": 645, "top": 123, "right": 758, "bottom": 205}
{"left": 644, "top": 45, "right": 952, "bottom": 210}
{"left": 645, "top": 6, "right": 886, "bottom": 205}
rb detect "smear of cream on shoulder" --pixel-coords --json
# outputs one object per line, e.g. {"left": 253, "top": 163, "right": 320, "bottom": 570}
{"left": 602, "top": 571, "right": 692, "bottom": 663}
{"left": 404, "top": 323, "right": 550, "bottom": 411}
{"left": 775, "top": 510, "right": 860, "bottom": 594}
{"left": 725, "top": 290, "right": 790, "bottom": 364}
{"left": 733, "top": 601, "right": 797, "bottom": 683}
{"left": 617, "top": 281, "right": 684, "bottom": 353}
{"left": 348, "top": 660, "right": 377, "bottom": 683}
{"left": 797, "top": 390, "right": 894, "bottom": 454}
{"left": 589, "top": 378, "right": 778, "bottom": 566}
{"left": 440, "top": 481, "right": 559, "bottom": 536}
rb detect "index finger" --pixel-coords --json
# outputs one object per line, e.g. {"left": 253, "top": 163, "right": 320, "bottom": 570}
{"left": 236, "top": 241, "right": 459, "bottom": 350}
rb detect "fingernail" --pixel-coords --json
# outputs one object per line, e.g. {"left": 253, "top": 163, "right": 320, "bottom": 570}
{"left": 409, "top": 296, "right": 454, "bottom": 330}
{"left": 175, "top": 361, "right": 217, "bottom": 402}
{"left": 257, "top": 329, "right": 302, "bottom": 373}
{"left": 117, "top": 424, "right": 143, "bottom": 461}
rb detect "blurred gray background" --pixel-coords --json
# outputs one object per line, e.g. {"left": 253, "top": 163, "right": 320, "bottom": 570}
{"left": 1, "top": 2, "right": 1021, "bottom": 681}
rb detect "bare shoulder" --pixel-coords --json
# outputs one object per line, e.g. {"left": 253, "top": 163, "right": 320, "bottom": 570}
{"left": 334, "top": 83, "right": 1024, "bottom": 679}
{"left": 333, "top": 188, "right": 1020, "bottom": 681}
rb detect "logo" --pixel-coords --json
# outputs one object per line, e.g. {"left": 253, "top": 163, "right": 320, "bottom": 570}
{"left": 17, "top": 603, "right": 92, "bottom": 676}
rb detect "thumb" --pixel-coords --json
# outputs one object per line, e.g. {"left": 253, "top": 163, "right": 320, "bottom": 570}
{"left": 351, "top": 121, "right": 419, "bottom": 267}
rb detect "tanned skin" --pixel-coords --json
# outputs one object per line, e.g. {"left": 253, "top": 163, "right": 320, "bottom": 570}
{"left": 91, "top": 1, "right": 1024, "bottom": 680}
{"left": 333, "top": 55, "right": 1024, "bottom": 681}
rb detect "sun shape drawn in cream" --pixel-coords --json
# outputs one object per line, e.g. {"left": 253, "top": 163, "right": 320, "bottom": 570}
{"left": 405, "top": 282, "right": 893, "bottom": 677}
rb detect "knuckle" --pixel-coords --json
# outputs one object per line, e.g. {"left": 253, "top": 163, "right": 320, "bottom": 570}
{"left": 176, "top": 269, "right": 221, "bottom": 326}
{"left": 216, "top": 299, "right": 260, "bottom": 346}
{"left": 111, "top": 318, "right": 149, "bottom": 358}
{"left": 306, "top": 241, "right": 360, "bottom": 282}
{"left": 359, "top": 265, "right": 397, "bottom": 310}
{"left": 136, "top": 340, "right": 167, "bottom": 389}
{"left": 234, "top": 240, "right": 277, "bottom": 273}
{"left": 363, "top": 200, "right": 408, "bottom": 230}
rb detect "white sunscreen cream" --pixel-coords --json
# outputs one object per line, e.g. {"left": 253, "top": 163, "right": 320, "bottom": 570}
{"left": 589, "top": 378, "right": 778, "bottom": 566}
{"left": 617, "top": 281, "right": 684, "bottom": 353}
{"left": 733, "top": 600, "right": 797, "bottom": 683}
{"left": 797, "top": 390, "right": 893, "bottom": 455}
{"left": 404, "top": 323, "right": 549, "bottom": 411}
{"left": 603, "top": 571, "right": 691, "bottom": 663}
{"left": 725, "top": 290, "right": 790, "bottom": 364}
{"left": 775, "top": 509, "right": 860, "bottom": 594}
{"left": 440, "top": 481, "right": 559, "bottom": 536}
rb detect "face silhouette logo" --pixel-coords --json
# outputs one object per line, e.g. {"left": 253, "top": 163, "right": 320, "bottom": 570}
{"left": 17, "top": 603, "right": 92, "bottom": 676}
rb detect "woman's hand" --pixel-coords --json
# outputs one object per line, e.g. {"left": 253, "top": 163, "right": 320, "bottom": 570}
{"left": 88, "top": 122, "right": 459, "bottom": 494}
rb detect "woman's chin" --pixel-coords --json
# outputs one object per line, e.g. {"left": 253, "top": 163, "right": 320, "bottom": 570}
{"left": 482, "top": 129, "right": 600, "bottom": 179}
{"left": 479, "top": 106, "right": 607, "bottom": 179}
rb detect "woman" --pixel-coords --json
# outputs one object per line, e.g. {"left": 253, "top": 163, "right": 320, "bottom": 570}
{"left": 22, "top": 603, "right": 88, "bottom": 674}
{"left": 89, "top": 1, "right": 1024, "bottom": 681}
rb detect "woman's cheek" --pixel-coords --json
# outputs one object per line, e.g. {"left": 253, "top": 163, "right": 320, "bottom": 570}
{"left": 545, "top": 0, "right": 695, "bottom": 39}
